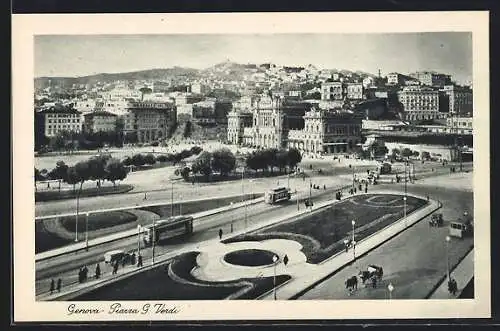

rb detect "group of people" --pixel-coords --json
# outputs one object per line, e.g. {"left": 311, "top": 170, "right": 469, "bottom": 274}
{"left": 49, "top": 278, "right": 62, "bottom": 295}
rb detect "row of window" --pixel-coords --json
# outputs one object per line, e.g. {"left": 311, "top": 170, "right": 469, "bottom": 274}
{"left": 48, "top": 119, "right": 79, "bottom": 123}
{"left": 46, "top": 129, "right": 81, "bottom": 135}
{"left": 46, "top": 114, "right": 79, "bottom": 118}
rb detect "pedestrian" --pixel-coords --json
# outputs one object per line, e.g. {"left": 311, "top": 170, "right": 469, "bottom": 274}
{"left": 426, "top": 195, "right": 429, "bottom": 202}
{"left": 372, "top": 276, "right": 377, "bottom": 289}
{"left": 122, "top": 256, "right": 127, "bottom": 268}
{"left": 323, "top": 185, "right": 326, "bottom": 190}
{"left": 131, "top": 252, "right": 136, "bottom": 266}
{"left": 137, "top": 254, "right": 143, "bottom": 267}
{"left": 95, "top": 263, "right": 101, "bottom": 279}
{"left": 219, "top": 228, "right": 223, "bottom": 240}
{"left": 365, "top": 187, "right": 368, "bottom": 193}
{"left": 452, "top": 279, "right": 458, "bottom": 295}
{"left": 49, "top": 279, "right": 55, "bottom": 294}
{"left": 57, "top": 278, "right": 62, "bottom": 292}
{"left": 113, "top": 261, "right": 119, "bottom": 274}
{"left": 144, "top": 192, "right": 147, "bottom": 200}
{"left": 78, "top": 268, "right": 83, "bottom": 283}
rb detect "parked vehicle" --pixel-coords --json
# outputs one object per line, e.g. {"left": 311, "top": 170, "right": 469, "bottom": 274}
{"left": 104, "top": 250, "right": 129, "bottom": 265}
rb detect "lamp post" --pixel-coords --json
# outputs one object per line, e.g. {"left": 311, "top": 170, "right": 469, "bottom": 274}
{"left": 351, "top": 220, "right": 356, "bottom": 260}
{"left": 179, "top": 195, "right": 183, "bottom": 216}
{"left": 151, "top": 219, "right": 156, "bottom": 265}
{"left": 403, "top": 161, "right": 408, "bottom": 225}
{"left": 74, "top": 205, "right": 79, "bottom": 242}
{"left": 272, "top": 254, "right": 279, "bottom": 300}
{"left": 388, "top": 282, "right": 394, "bottom": 300}
{"left": 137, "top": 224, "right": 141, "bottom": 257}
{"left": 446, "top": 235, "right": 451, "bottom": 281}
{"left": 85, "top": 212, "right": 89, "bottom": 251}
{"left": 170, "top": 181, "right": 174, "bottom": 216}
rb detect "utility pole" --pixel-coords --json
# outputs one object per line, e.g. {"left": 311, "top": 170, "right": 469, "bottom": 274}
{"left": 171, "top": 181, "right": 174, "bottom": 216}
{"left": 151, "top": 219, "right": 156, "bottom": 265}
{"left": 85, "top": 212, "right": 89, "bottom": 251}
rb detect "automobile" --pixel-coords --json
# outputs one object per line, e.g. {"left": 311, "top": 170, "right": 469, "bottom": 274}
{"left": 104, "top": 250, "right": 129, "bottom": 265}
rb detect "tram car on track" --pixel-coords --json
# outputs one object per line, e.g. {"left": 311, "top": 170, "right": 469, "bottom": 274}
{"left": 264, "top": 187, "right": 292, "bottom": 204}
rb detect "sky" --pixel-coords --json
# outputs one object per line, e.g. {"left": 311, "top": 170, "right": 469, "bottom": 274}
{"left": 35, "top": 33, "right": 472, "bottom": 85}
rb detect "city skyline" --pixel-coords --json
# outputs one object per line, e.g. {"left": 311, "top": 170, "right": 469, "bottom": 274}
{"left": 35, "top": 33, "right": 472, "bottom": 85}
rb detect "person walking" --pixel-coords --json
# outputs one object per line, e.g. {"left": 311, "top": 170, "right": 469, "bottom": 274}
{"left": 137, "top": 254, "right": 143, "bottom": 267}
{"left": 95, "top": 263, "right": 101, "bottom": 280}
{"left": 78, "top": 268, "right": 83, "bottom": 283}
{"left": 56, "top": 278, "right": 62, "bottom": 293}
{"left": 49, "top": 279, "right": 55, "bottom": 295}
{"left": 112, "top": 261, "right": 119, "bottom": 275}
{"left": 131, "top": 252, "right": 136, "bottom": 266}
{"left": 218, "top": 228, "right": 223, "bottom": 240}
{"left": 83, "top": 265, "right": 88, "bottom": 281}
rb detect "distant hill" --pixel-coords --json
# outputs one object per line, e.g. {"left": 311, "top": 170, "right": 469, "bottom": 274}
{"left": 35, "top": 67, "right": 199, "bottom": 89}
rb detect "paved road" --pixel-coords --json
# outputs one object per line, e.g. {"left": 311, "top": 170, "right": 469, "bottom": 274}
{"left": 35, "top": 180, "right": 352, "bottom": 295}
{"left": 298, "top": 176, "right": 473, "bottom": 300}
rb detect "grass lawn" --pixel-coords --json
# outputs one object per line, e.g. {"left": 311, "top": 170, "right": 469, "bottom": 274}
{"left": 140, "top": 193, "right": 262, "bottom": 218}
{"left": 73, "top": 252, "right": 290, "bottom": 300}
{"left": 35, "top": 184, "right": 134, "bottom": 202}
{"left": 223, "top": 249, "right": 276, "bottom": 267}
{"left": 224, "top": 194, "right": 428, "bottom": 264}
{"left": 60, "top": 211, "right": 138, "bottom": 232}
{"left": 35, "top": 221, "right": 73, "bottom": 254}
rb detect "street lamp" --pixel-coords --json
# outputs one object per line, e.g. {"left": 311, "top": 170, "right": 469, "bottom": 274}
{"left": 170, "top": 181, "right": 174, "bottom": 216}
{"left": 351, "top": 220, "right": 356, "bottom": 260}
{"left": 446, "top": 235, "right": 451, "bottom": 281}
{"left": 272, "top": 254, "right": 279, "bottom": 300}
{"left": 137, "top": 224, "right": 142, "bottom": 257}
{"left": 179, "top": 195, "right": 183, "bottom": 216}
{"left": 85, "top": 212, "right": 89, "bottom": 251}
{"left": 403, "top": 196, "right": 407, "bottom": 225}
{"left": 387, "top": 282, "right": 394, "bottom": 300}
{"left": 152, "top": 219, "right": 156, "bottom": 265}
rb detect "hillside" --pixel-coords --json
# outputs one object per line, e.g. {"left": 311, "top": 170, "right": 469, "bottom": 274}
{"left": 35, "top": 67, "right": 200, "bottom": 90}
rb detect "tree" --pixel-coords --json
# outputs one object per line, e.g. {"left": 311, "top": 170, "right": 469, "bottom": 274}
{"left": 49, "top": 135, "right": 66, "bottom": 151}
{"left": 401, "top": 148, "right": 413, "bottom": 159}
{"left": 105, "top": 158, "right": 128, "bottom": 186}
{"left": 211, "top": 148, "right": 236, "bottom": 177}
{"left": 391, "top": 148, "right": 400, "bottom": 159}
{"left": 65, "top": 166, "right": 80, "bottom": 192}
{"left": 122, "top": 156, "right": 133, "bottom": 166}
{"left": 139, "top": 87, "right": 152, "bottom": 101}
{"left": 412, "top": 151, "right": 420, "bottom": 158}
{"left": 421, "top": 151, "right": 431, "bottom": 160}
{"left": 263, "top": 148, "right": 278, "bottom": 173}
{"left": 287, "top": 148, "right": 302, "bottom": 170}
{"left": 156, "top": 154, "right": 168, "bottom": 163}
{"left": 245, "top": 152, "right": 260, "bottom": 172}
{"left": 183, "top": 121, "right": 192, "bottom": 138}
{"left": 190, "top": 146, "right": 203, "bottom": 155}
{"left": 131, "top": 154, "right": 146, "bottom": 167}
{"left": 180, "top": 167, "right": 191, "bottom": 181}
{"left": 144, "top": 153, "right": 156, "bottom": 165}
{"left": 87, "top": 154, "right": 111, "bottom": 186}
{"left": 276, "top": 150, "right": 289, "bottom": 173}
{"left": 48, "top": 161, "right": 69, "bottom": 181}
{"left": 191, "top": 151, "right": 212, "bottom": 178}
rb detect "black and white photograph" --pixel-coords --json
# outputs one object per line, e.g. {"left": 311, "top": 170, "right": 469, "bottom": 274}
{"left": 12, "top": 12, "right": 490, "bottom": 321}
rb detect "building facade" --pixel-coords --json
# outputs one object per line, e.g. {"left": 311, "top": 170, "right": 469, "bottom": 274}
{"left": 125, "top": 101, "right": 176, "bottom": 143}
{"left": 397, "top": 86, "right": 443, "bottom": 121}
{"left": 321, "top": 82, "right": 344, "bottom": 101}
{"left": 287, "top": 108, "right": 362, "bottom": 154}
{"left": 446, "top": 116, "right": 473, "bottom": 135}
{"left": 84, "top": 111, "right": 117, "bottom": 133}
{"left": 346, "top": 83, "right": 364, "bottom": 100}
{"left": 36, "top": 106, "right": 82, "bottom": 137}
{"left": 410, "top": 71, "right": 452, "bottom": 87}
{"left": 440, "top": 85, "right": 473, "bottom": 116}
{"left": 227, "top": 111, "right": 253, "bottom": 145}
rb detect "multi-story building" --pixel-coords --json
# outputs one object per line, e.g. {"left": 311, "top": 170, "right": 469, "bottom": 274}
{"left": 397, "top": 86, "right": 444, "bottom": 122}
{"left": 410, "top": 71, "right": 452, "bottom": 87}
{"left": 346, "top": 83, "right": 364, "bottom": 100}
{"left": 36, "top": 105, "right": 82, "bottom": 137}
{"left": 446, "top": 116, "right": 473, "bottom": 135}
{"left": 227, "top": 110, "right": 253, "bottom": 145}
{"left": 124, "top": 101, "right": 177, "bottom": 143}
{"left": 83, "top": 111, "right": 117, "bottom": 133}
{"left": 440, "top": 85, "right": 473, "bottom": 116}
{"left": 287, "top": 109, "right": 362, "bottom": 154}
{"left": 321, "top": 82, "right": 344, "bottom": 101}
{"left": 241, "top": 95, "right": 308, "bottom": 149}
{"left": 191, "top": 82, "right": 210, "bottom": 95}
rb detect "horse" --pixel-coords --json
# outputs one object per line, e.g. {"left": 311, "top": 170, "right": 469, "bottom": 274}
{"left": 345, "top": 276, "right": 358, "bottom": 293}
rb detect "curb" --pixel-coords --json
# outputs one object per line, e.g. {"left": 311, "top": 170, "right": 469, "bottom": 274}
{"left": 424, "top": 245, "right": 474, "bottom": 299}
{"left": 35, "top": 197, "right": 264, "bottom": 262}
{"left": 276, "top": 194, "right": 442, "bottom": 300}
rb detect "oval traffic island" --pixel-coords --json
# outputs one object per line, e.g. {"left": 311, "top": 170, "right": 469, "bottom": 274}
{"left": 223, "top": 249, "right": 277, "bottom": 267}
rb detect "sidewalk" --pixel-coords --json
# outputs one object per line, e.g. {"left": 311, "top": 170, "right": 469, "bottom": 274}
{"left": 38, "top": 188, "right": 357, "bottom": 301}
{"left": 428, "top": 248, "right": 474, "bottom": 299}
{"left": 258, "top": 192, "right": 441, "bottom": 300}
{"left": 35, "top": 196, "right": 265, "bottom": 261}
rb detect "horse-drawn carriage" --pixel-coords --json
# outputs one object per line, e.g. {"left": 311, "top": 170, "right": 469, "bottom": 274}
{"left": 429, "top": 213, "right": 444, "bottom": 227}
{"left": 359, "top": 265, "right": 384, "bottom": 287}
